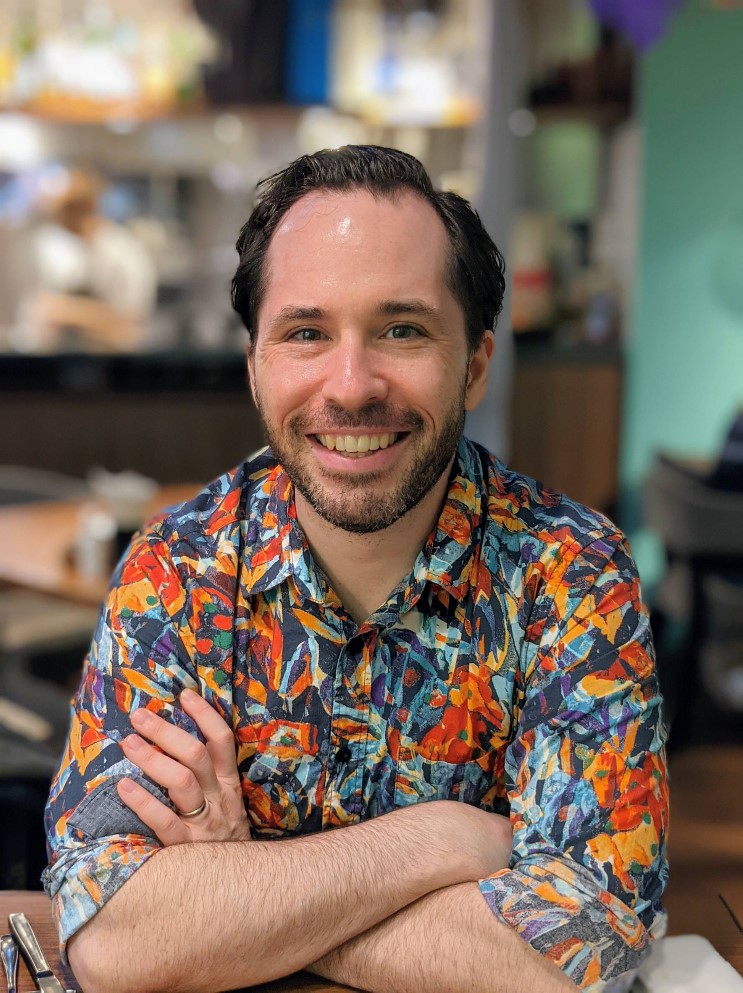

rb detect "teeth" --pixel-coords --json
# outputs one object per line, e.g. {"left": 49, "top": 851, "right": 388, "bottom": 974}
{"left": 316, "top": 433, "right": 398, "bottom": 454}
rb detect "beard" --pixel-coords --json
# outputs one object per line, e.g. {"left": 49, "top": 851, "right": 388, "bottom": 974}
{"left": 253, "top": 388, "right": 466, "bottom": 535}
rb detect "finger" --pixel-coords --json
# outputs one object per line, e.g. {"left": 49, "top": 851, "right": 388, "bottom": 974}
{"left": 121, "top": 733, "right": 208, "bottom": 816}
{"left": 129, "top": 707, "right": 220, "bottom": 796}
{"left": 117, "top": 776, "right": 188, "bottom": 847}
{"left": 179, "top": 689, "right": 240, "bottom": 782}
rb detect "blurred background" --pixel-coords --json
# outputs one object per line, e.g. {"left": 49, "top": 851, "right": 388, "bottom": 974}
{"left": 0, "top": 0, "right": 742, "bottom": 927}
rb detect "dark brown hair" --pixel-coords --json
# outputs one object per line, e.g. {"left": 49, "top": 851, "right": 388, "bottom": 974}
{"left": 231, "top": 145, "right": 506, "bottom": 351}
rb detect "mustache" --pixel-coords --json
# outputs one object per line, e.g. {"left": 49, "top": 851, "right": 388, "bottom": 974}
{"left": 293, "top": 402, "right": 424, "bottom": 432}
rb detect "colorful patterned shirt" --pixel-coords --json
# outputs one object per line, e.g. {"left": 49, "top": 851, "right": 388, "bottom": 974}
{"left": 44, "top": 438, "right": 668, "bottom": 991}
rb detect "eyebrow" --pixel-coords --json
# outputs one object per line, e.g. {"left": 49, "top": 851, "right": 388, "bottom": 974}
{"left": 267, "top": 305, "right": 326, "bottom": 329}
{"left": 375, "top": 299, "right": 440, "bottom": 320}
{"left": 265, "top": 299, "right": 441, "bottom": 333}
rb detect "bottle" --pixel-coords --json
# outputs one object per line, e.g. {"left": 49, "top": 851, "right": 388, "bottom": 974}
{"left": 74, "top": 504, "right": 116, "bottom": 579}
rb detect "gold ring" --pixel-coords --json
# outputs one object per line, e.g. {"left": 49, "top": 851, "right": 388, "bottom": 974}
{"left": 177, "top": 799, "right": 207, "bottom": 818}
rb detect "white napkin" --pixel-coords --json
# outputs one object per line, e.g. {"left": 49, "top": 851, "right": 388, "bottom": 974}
{"left": 634, "top": 935, "right": 743, "bottom": 992}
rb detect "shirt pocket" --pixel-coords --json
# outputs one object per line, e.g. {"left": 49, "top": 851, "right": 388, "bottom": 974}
{"left": 237, "top": 719, "right": 324, "bottom": 837}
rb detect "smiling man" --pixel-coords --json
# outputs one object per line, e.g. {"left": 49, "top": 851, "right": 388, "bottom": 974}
{"left": 44, "top": 146, "right": 668, "bottom": 993}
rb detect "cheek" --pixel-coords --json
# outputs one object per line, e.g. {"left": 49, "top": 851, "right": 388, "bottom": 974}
{"left": 405, "top": 362, "right": 465, "bottom": 419}
{"left": 253, "top": 355, "right": 324, "bottom": 421}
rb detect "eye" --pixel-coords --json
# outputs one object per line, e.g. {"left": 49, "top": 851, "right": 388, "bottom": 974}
{"left": 290, "top": 327, "right": 325, "bottom": 342}
{"left": 384, "top": 324, "right": 423, "bottom": 340}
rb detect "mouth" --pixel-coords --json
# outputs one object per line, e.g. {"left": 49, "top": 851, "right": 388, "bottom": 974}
{"left": 313, "top": 432, "right": 406, "bottom": 458}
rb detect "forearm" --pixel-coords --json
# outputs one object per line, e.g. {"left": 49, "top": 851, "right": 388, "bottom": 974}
{"left": 36, "top": 292, "right": 145, "bottom": 349}
{"left": 309, "top": 882, "right": 575, "bottom": 993}
{"left": 68, "top": 804, "right": 477, "bottom": 993}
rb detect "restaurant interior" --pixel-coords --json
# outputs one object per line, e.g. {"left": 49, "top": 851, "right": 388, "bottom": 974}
{"left": 0, "top": 0, "right": 742, "bottom": 985}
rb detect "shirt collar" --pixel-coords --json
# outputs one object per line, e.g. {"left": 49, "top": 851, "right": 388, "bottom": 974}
{"left": 242, "top": 459, "right": 328, "bottom": 602}
{"left": 242, "top": 436, "right": 485, "bottom": 604}
{"left": 414, "top": 436, "right": 484, "bottom": 602}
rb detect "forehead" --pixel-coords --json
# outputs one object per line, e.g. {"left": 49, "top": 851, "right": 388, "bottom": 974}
{"left": 260, "top": 189, "right": 452, "bottom": 314}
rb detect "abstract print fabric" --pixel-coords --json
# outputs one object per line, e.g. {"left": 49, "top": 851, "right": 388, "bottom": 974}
{"left": 44, "top": 438, "right": 668, "bottom": 991}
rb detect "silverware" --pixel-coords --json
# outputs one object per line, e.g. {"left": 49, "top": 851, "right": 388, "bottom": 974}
{"left": 1, "top": 935, "right": 18, "bottom": 993}
{"left": 8, "top": 914, "right": 74, "bottom": 993}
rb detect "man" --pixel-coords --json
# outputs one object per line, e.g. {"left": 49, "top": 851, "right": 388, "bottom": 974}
{"left": 44, "top": 146, "right": 668, "bottom": 993}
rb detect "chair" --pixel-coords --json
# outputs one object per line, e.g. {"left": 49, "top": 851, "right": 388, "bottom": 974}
{"left": 0, "top": 466, "right": 98, "bottom": 735}
{"left": 0, "top": 466, "right": 98, "bottom": 888}
{"left": 644, "top": 454, "right": 743, "bottom": 748}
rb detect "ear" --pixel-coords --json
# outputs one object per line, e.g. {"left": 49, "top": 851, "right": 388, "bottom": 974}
{"left": 464, "top": 330, "right": 494, "bottom": 411}
{"left": 246, "top": 341, "right": 257, "bottom": 407}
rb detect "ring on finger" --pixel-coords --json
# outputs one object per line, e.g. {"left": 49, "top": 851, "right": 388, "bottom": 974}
{"left": 176, "top": 798, "right": 207, "bottom": 818}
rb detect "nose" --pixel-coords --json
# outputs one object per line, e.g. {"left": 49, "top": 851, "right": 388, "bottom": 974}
{"left": 321, "top": 334, "right": 388, "bottom": 410}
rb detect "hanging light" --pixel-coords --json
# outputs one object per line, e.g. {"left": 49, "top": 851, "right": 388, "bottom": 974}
{"left": 589, "top": 0, "right": 688, "bottom": 51}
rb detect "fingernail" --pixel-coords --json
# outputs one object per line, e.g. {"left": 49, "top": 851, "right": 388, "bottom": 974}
{"left": 131, "top": 708, "right": 153, "bottom": 728}
{"left": 119, "top": 778, "right": 137, "bottom": 794}
{"left": 124, "top": 734, "right": 144, "bottom": 752}
{"left": 180, "top": 688, "right": 197, "bottom": 703}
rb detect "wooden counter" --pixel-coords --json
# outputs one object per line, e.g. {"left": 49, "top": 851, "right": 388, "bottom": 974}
{"left": 0, "top": 485, "right": 197, "bottom": 605}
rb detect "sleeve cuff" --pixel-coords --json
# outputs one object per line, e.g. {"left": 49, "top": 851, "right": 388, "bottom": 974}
{"left": 43, "top": 838, "right": 160, "bottom": 955}
{"left": 478, "top": 856, "right": 666, "bottom": 992}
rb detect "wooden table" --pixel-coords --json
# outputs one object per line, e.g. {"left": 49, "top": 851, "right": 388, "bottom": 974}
{"left": 665, "top": 874, "right": 743, "bottom": 977}
{"left": 720, "top": 882, "right": 743, "bottom": 975}
{"left": 664, "top": 746, "right": 743, "bottom": 977}
{"left": 670, "top": 886, "right": 743, "bottom": 977}
{"left": 0, "top": 892, "right": 357, "bottom": 992}
{"left": 0, "top": 486, "right": 197, "bottom": 606}
{"left": 722, "top": 882, "right": 743, "bottom": 932}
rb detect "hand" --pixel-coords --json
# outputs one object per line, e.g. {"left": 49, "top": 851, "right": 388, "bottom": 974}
{"left": 416, "top": 800, "right": 513, "bottom": 882}
{"left": 452, "top": 801, "right": 513, "bottom": 879}
{"left": 117, "top": 688, "right": 251, "bottom": 845}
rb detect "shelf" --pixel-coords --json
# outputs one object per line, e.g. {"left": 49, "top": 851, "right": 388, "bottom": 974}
{"left": 530, "top": 101, "right": 631, "bottom": 128}
{"left": 0, "top": 351, "right": 248, "bottom": 393}
{"left": 0, "top": 102, "right": 305, "bottom": 126}
{"left": 513, "top": 334, "right": 623, "bottom": 366}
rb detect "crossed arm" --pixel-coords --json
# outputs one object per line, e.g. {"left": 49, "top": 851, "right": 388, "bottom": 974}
{"left": 68, "top": 690, "right": 573, "bottom": 993}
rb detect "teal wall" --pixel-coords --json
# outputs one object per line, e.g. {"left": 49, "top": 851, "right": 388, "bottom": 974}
{"left": 622, "top": 0, "right": 743, "bottom": 534}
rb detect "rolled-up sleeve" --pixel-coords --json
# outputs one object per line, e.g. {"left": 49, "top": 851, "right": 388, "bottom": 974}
{"left": 479, "top": 533, "right": 669, "bottom": 992}
{"left": 43, "top": 532, "right": 200, "bottom": 950}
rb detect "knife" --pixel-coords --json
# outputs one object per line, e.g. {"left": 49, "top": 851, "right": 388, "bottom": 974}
{"left": 1, "top": 935, "right": 18, "bottom": 993}
{"left": 7, "top": 914, "right": 72, "bottom": 993}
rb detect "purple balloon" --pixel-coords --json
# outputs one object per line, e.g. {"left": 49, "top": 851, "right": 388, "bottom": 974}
{"left": 590, "top": 0, "right": 688, "bottom": 50}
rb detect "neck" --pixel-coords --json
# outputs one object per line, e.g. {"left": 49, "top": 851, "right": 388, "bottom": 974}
{"left": 295, "top": 465, "right": 453, "bottom": 625}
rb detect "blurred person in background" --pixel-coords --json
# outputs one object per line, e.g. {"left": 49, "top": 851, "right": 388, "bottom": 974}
{"left": 13, "top": 166, "right": 157, "bottom": 353}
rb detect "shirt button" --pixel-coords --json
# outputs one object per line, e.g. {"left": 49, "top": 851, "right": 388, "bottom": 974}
{"left": 336, "top": 745, "right": 352, "bottom": 763}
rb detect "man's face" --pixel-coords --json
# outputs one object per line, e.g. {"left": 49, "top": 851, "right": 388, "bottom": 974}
{"left": 248, "top": 189, "right": 491, "bottom": 534}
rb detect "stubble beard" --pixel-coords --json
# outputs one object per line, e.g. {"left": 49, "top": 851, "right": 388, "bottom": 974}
{"left": 254, "top": 388, "right": 467, "bottom": 535}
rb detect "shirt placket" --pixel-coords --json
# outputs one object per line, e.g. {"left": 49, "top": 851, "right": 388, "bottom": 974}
{"left": 322, "top": 622, "right": 380, "bottom": 828}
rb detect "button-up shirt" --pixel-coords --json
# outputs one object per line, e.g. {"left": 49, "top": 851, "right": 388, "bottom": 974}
{"left": 44, "top": 437, "right": 668, "bottom": 991}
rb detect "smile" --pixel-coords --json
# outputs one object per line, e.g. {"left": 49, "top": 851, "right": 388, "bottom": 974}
{"left": 315, "top": 432, "right": 400, "bottom": 455}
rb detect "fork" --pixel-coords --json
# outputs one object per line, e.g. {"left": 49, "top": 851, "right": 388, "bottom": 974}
{"left": 0, "top": 935, "right": 18, "bottom": 993}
